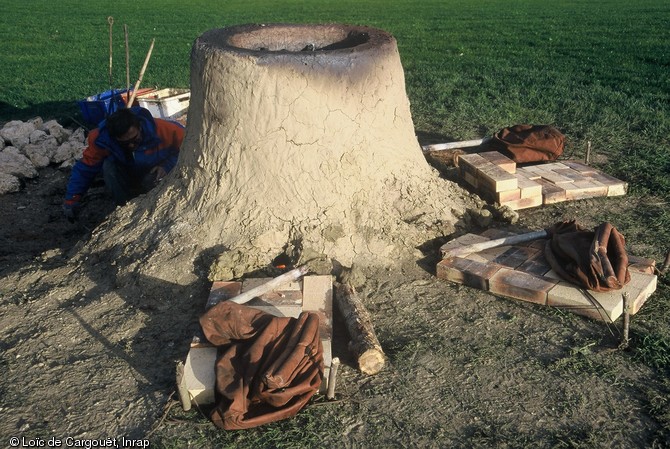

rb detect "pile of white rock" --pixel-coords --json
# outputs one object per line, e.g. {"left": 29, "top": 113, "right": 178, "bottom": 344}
{"left": 0, "top": 118, "right": 86, "bottom": 194}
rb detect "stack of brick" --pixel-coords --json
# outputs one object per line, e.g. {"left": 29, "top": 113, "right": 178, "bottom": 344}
{"left": 457, "top": 151, "right": 627, "bottom": 210}
{"left": 437, "top": 228, "right": 657, "bottom": 322}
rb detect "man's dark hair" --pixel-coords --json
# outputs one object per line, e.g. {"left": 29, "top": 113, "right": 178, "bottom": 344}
{"left": 106, "top": 108, "right": 141, "bottom": 138}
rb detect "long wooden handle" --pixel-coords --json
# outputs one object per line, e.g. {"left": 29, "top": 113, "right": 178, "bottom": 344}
{"left": 124, "top": 24, "right": 130, "bottom": 102}
{"left": 108, "top": 16, "right": 114, "bottom": 88}
{"left": 127, "top": 38, "right": 155, "bottom": 107}
{"left": 227, "top": 265, "right": 309, "bottom": 305}
{"left": 442, "top": 229, "right": 549, "bottom": 259}
{"left": 422, "top": 137, "right": 490, "bottom": 152}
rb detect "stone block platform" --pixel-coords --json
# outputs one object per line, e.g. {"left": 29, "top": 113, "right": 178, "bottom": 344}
{"left": 437, "top": 229, "right": 657, "bottom": 322}
{"left": 457, "top": 152, "right": 627, "bottom": 210}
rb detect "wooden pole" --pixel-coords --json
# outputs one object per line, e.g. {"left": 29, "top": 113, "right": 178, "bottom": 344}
{"left": 127, "top": 38, "right": 155, "bottom": 107}
{"left": 107, "top": 16, "right": 114, "bottom": 90}
{"left": 585, "top": 141, "right": 592, "bottom": 165}
{"left": 620, "top": 292, "right": 630, "bottom": 348}
{"left": 224, "top": 265, "right": 309, "bottom": 306}
{"left": 124, "top": 24, "right": 130, "bottom": 104}
{"left": 334, "top": 282, "right": 385, "bottom": 375}
{"left": 660, "top": 250, "right": 670, "bottom": 275}
{"left": 442, "top": 229, "right": 549, "bottom": 259}
{"left": 326, "top": 357, "right": 340, "bottom": 400}
{"left": 421, "top": 137, "right": 490, "bottom": 152}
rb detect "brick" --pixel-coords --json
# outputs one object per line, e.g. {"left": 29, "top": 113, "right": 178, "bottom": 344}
{"left": 538, "top": 169, "right": 575, "bottom": 185}
{"left": 458, "top": 154, "right": 492, "bottom": 184}
{"left": 563, "top": 180, "right": 609, "bottom": 200}
{"left": 517, "top": 173, "right": 543, "bottom": 198}
{"left": 517, "top": 254, "right": 553, "bottom": 277}
{"left": 562, "top": 161, "right": 598, "bottom": 174}
{"left": 590, "top": 172, "right": 628, "bottom": 196}
{"left": 516, "top": 166, "right": 542, "bottom": 180}
{"left": 436, "top": 257, "right": 504, "bottom": 290}
{"left": 207, "top": 281, "right": 242, "bottom": 309}
{"left": 462, "top": 170, "right": 479, "bottom": 189}
{"left": 490, "top": 246, "right": 540, "bottom": 269}
{"left": 476, "top": 245, "right": 513, "bottom": 262}
{"left": 553, "top": 168, "right": 589, "bottom": 182}
{"left": 435, "top": 228, "right": 656, "bottom": 323}
{"left": 496, "top": 188, "right": 522, "bottom": 203}
{"left": 478, "top": 164, "right": 518, "bottom": 192}
{"left": 489, "top": 268, "right": 557, "bottom": 305}
{"left": 479, "top": 151, "right": 516, "bottom": 173}
{"left": 241, "top": 277, "right": 303, "bottom": 318}
{"left": 463, "top": 252, "right": 491, "bottom": 263}
{"left": 458, "top": 153, "right": 491, "bottom": 169}
{"left": 536, "top": 178, "right": 567, "bottom": 204}
{"left": 500, "top": 195, "right": 543, "bottom": 210}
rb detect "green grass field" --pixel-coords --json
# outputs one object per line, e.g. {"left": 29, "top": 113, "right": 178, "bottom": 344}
{"left": 2, "top": 0, "right": 669, "bottom": 447}
{"left": 2, "top": 0, "right": 668, "bottom": 196}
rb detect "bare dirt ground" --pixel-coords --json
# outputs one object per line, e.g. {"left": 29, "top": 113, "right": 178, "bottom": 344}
{"left": 1, "top": 159, "right": 668, "bottom": 448}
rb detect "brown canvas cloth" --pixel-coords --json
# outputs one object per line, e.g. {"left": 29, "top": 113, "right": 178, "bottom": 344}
{"left": 199, "top": 301, "right": 324, "bottom": 430}
{"left": 488, "top": 124, "right": 564, "bottom": 163}
{"left": 544, "top": 221, "right": 631, "bottom": 292}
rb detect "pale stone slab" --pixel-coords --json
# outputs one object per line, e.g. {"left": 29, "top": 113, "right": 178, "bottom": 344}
{"left": 182, "top": 346, "right": 218, "bottom": 406}
{"left": 303, "top": 275, "right": 334, "bottom": 393}
{"left": 547, "top": 271, "right": 657, "bottom": 321}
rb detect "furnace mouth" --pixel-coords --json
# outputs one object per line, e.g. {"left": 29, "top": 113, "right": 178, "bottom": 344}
{"left": 216, "top": 23, "right": 389, "bottom": 54}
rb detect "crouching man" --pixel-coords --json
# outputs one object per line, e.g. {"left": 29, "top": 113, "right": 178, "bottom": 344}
{"left": 63, "top": 107, "right": 184, "bottom": 221}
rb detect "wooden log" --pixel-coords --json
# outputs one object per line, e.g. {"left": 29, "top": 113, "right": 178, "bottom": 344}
{"left": 334, "top": 282, "right": 385, "bottom": 375}
{"left": 326, "top": 357, "right": 340, "bottom": 400}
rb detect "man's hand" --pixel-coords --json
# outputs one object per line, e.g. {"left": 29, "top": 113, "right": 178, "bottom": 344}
{"left": 150, "top": 165, "right": 168, "bottom": 182}
{"left": 63, "top": 196, "right": 81, "bottom": 223}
